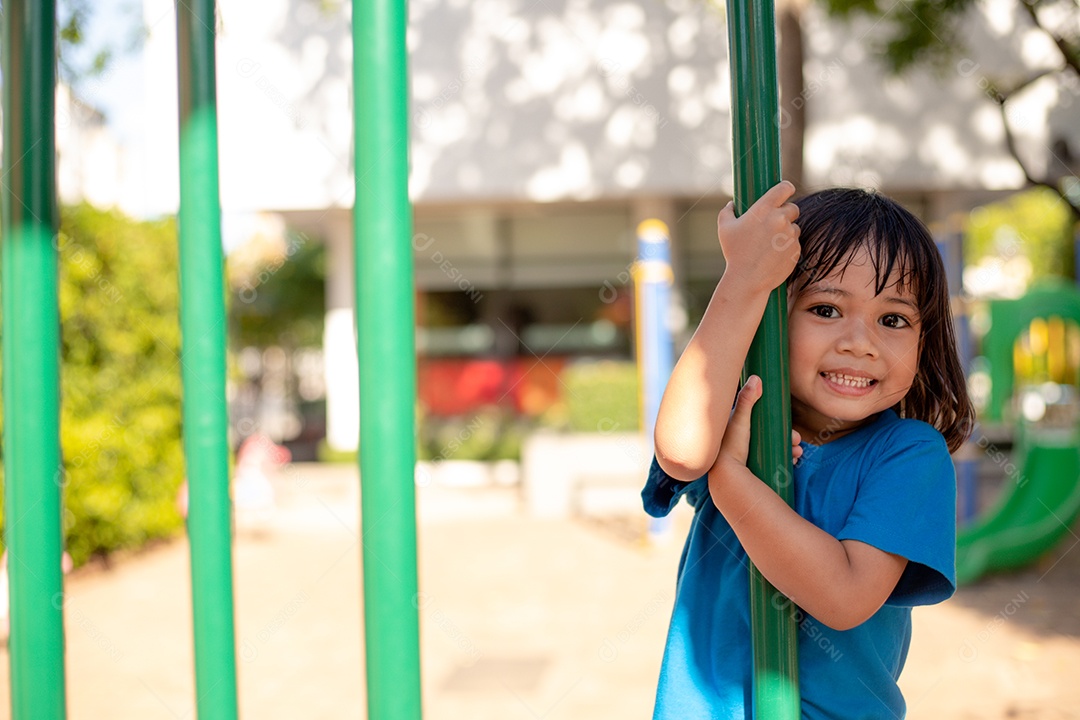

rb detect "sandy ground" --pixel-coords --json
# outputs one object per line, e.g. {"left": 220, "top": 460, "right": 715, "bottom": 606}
{"left": 0, "top": 462, "right": 1078, "bottom": 719}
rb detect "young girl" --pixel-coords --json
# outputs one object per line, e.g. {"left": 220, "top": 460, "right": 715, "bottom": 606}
{"left": 644, "top": 182, "right": 974, "bottom": 718}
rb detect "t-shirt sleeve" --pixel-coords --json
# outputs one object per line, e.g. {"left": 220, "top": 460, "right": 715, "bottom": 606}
{"left": 836, "top": 422, "right": 957, "bottom": 607}
{"left": 641, "top": 455, "right": 706, "bottom": 518}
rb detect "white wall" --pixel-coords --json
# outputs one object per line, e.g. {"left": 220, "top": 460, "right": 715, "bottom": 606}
{"left": 139, "top": 0, "right": 1079, "bottom": 215}
{"left": 800, "top": 3, "right": 1078, "bottom": 191}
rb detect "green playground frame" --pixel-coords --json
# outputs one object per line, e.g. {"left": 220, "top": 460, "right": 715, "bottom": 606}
{"left": 0, "top": 1, "right": 794, "bottom": 718}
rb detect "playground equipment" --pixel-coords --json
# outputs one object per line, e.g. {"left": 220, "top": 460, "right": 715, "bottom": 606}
{"left": 1, "top": 0, "right": 797, "bottom": 717}
{"left": 1, "top": 1, "right": 420, "bottom": 719}
{"left": 725, "top": 0, "right": 800, "bottom": 715}
{"left": 353, "top": 1, "right": 424, "bottom": 718}
{"left": 957, "top": 283, "right": 1080, "bottom": 584}
{"left": 2, "top": 3, "right": 66, "bottom": 714}
{"left": 177, "top": 3, "right": 241, "bottom": 714}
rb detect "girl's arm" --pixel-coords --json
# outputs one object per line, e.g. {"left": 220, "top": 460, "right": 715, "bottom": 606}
{"left": 710, "top": 376, "right": 908, "bottom": 631}
{"left": 654, "top": 181, "right": 801, "bottom": 481}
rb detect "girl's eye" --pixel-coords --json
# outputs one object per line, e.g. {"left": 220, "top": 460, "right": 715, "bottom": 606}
{"left": 810, "top": 305, "right": 839, "bottom": 319}
{"left": 881, "top": 314, "right": 910, "bottom": 329}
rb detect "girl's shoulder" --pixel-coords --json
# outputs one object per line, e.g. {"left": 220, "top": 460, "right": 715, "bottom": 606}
{"left": 868, "top": 411, "right": 948, "bottom": 447}
{"left": 851, "top": 412, "right": 953, "bottom": 475}
{"left": 799, "top": 411, "right": 948, "bottom": 471}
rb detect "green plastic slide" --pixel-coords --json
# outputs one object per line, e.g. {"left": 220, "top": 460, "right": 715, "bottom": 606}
{"left": 956, "top": 429, "right": 1080, "bottom": 585}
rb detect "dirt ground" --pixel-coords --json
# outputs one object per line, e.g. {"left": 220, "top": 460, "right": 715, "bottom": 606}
{"left": 0, "top": 463, "right": 1078, "bottom": 719}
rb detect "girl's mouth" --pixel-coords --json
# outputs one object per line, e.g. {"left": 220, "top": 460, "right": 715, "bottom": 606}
{"left": 821, "top": 371, "right": 877, "bottom": 394}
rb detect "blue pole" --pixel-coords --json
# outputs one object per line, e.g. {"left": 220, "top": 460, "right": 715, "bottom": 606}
{"left": 938, "top": 229, "right": 977, "bottom": 523}
{"left": 634, "top": 220, "right": 675, "bottom": 541}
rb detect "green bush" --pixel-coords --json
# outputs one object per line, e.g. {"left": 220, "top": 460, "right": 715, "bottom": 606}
{"left": 1, "top": 204, "right": 186, "bottom": 566}
{"left": 417, "top": 405, "right": 530, "bottom": 462}
{"left": 561, "top": 360, "right": 640, "bottom": 433}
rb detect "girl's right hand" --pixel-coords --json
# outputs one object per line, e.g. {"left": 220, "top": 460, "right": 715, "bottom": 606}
{"left": 717, "top": 181, "right": 801, "bottom": 294}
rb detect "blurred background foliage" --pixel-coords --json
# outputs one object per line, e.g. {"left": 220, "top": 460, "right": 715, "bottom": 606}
{"left": 965, "top": 187, "right": 1076, "bottom": 283}
{"left": 1, "top": 204, "right": 185, "bottom": 566}
{"left": 561, "top": 360, "right": 640, "bottom": 433}
{"left": 417, "top": 405, "right": 530, "bottom": 462}
{"left": 227, "top": 231, "right": 326, "bottom": 349}
{"left": 820, "top": 0, "right": 1080, "bottom": 223}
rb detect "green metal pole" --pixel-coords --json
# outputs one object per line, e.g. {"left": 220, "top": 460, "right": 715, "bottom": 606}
{"left": 176, "top": 2, "right": 240, "bottom": 718}
{"left": 725, "top": 0, "right": 801, "bottom": 717}
{"left": 1, "top": 2, "right": 67, "bottom": 718}
{"left": 353, "top": 1, "right": 423, "bottom": 718}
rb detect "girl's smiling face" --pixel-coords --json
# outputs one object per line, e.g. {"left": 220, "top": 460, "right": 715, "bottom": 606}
{"left": 788, "top": 249, "right": 921, "bottom": 444}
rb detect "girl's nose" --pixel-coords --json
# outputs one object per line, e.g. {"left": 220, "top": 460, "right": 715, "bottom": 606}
{"left": 837, "top": 319, "right": 877, "bottom": 357}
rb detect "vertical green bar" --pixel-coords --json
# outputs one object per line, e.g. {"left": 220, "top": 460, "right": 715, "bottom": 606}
{"left": 176, "top": 2, "right": 240, "bottom": 718}
{"left": 725, "top": 0, "right": 801, "bottom": 717}
{"left": 353, "top": 1, "right": 423, "bottom": 718}
{"left": 1, "top": 1, "right": 67, "bottom": 718}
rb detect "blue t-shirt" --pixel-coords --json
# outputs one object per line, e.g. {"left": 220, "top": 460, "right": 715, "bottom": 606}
{"left": 643, "top": 409, "right": 956, "bottom": 720}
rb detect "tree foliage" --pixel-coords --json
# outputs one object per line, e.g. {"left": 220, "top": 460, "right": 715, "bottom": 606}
{"left": 822, "top": 0, "right": 984, "bottom": 73}
{"left": 965, "top": 187, "right": 1075, "bottom": 281}
{"left": 822, "top": 0, "right": 1080, "bottom": 220}
{"left": 1, "top": 204, "right": 186, "bottom": 566}
{"left": 58, "top": 204, "right": 186, "bottom": 565}
{"left": 58, "top": 0, "right": 145, "bottom": 88}
{"left": 227, "top": 231, "right": 327, "bottom": 348}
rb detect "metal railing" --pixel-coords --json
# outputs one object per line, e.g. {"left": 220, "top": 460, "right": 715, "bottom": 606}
{"left": 0, "top": 1, "right": 422, "bottom": 718}
{"left": 1, "top": 0, "right": 794, "bottom": 717}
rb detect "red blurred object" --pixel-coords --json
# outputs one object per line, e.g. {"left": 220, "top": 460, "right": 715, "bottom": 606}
{"left": 418, "top": 357, "right": 565, "bottom": 416}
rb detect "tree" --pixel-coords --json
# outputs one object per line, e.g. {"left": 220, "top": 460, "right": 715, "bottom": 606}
{"left": 779, "top": 0, "right": 809, "bottom": 190}
{"left": 821, "top": 0, "right": 1080, "bottom": 222}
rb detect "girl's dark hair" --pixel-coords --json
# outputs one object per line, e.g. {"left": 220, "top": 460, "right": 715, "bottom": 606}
{"left": 789, "top": 188, "right": 975, "bottom": 452}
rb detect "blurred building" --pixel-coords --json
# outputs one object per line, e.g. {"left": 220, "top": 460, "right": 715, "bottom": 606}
{"left": 134, "top": 0, "right": 1079, "bottom": 451}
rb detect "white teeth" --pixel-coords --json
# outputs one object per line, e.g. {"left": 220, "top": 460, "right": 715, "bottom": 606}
{"left": 824, "top": 372, "right": 872, "bottom": 388}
